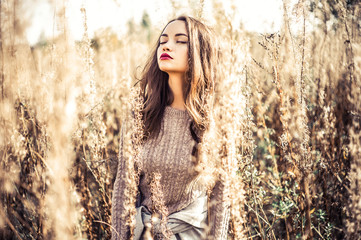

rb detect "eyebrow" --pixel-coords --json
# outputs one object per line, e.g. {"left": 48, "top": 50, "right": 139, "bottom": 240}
{"left": 160, "top": 33, "right": 189, "bottom": 37}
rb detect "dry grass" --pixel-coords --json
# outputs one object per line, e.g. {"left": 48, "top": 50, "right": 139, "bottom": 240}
{"left": 0, "top": 0, "right": 360, "bottom": 239}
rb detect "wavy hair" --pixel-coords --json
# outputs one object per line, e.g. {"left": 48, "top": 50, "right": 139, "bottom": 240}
{"left": 139, "top": 16, "right": 220, "bottom": 140}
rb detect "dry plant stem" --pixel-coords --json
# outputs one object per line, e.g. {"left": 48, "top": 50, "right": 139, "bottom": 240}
{"left": 312, "top": 226, "right": 325, "bottom": 240}
{"left": 197, "top": 0, "right": 205, "bottom": 19}
{"left": 285, "top": 218, "right": 289, "bottom": 240}
{"left": 250, "top": 104, "right": 277, "bottom": 240}
{"left": 270, "top": 26, "right": 294, "bottom": 240}
{"left": 261, "top": 116, "right": 279, "bottom": 181}
{"left": 0, "top": 1, "right": 4, "bottom": 100}
{"left": 272, "top": 63, "right": 296, "bottom": 165}
{"left": 251, "top": 177, "right": 264, "bottom": 240}
{"left": 81, "top": 133, "right": 110, "bottom": 204}
{"left": 282, "top": 0, "right": 296, "bottom": 62}
{"left": 30, "top": 148, "right": 53, "bottom": 175}
{"left": 244, "top": 203, "right": 272, "bottom": 230}
{"left": 302, "top": 175, "right": 312, "bottom": 239}
{"left": 8, "top": 206, "right": 38, "bottom": 238}
{"left": 253, "top": 184, "right": 277, "bottom": 240}
{"left": 344, "top": 20, "right": 355, "bottom": 91}
{"left": 335, "top": 1, "right": 355, "bottom": 90}
{"left": 94, "top": 220, "right": 116, "bottom": 232}
{"left": 253, "top": 80, "right": 279, "bottom": 240}
{"left": 254, "top": 86, "right": 278, "bottom": 179}
{"left": 150, "top": 172, "right": 171, "bottom": 239}
{"left": 82, "top": 156, "right": 110, "bottom": 204}
{"left": 299, "top": 5, "right": 312, "bottom": 239}
{"left": 300, "top": 7, "right": 306, "bottom": 90}
{"left": 123, "top": 89, "right": 145, "bottom": 238}
{"left": 0, "top": 207, "right": 22, "bottom": 240}
{"left": 272, "top": 60, "right": 293, "bottom": 240}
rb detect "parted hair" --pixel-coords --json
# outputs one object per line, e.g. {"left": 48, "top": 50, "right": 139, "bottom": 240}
{"left": 139, "top": 15, "right": 220, "bottom": 140}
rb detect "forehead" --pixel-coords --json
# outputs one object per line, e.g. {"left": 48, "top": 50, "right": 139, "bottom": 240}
{"left": 162, "top": 20, "right": 187, "bottom": 36}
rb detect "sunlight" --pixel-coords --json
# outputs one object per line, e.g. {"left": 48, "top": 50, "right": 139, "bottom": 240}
{"left": 26, "top": 0, "right": 283, "bottom": 45}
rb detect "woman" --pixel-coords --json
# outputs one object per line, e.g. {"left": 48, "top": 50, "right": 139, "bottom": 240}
{"left": 112, "top": 16, "right": 229, "bottom": 239}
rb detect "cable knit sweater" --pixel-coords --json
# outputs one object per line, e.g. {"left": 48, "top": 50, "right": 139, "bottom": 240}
{"left": 111, "top": 106, "right": 229, "bottom": 239}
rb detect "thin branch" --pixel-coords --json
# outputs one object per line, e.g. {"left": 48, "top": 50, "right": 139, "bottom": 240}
{"left": 0, "top": 207, "right": 23, "bottom": 240}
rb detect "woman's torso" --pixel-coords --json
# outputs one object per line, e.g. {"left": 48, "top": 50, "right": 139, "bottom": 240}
{"left": 138, "top": 106, "right": 207, "bottom": 214}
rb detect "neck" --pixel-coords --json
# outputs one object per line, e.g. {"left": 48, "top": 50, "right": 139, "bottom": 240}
{"left": 168, "top": 73, "right": 186, "bottom": 110}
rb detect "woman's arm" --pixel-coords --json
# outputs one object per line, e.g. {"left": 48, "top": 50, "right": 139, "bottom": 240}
{"left": 208, "top": 179, "right": 230, "bottom": 240}
{"left": 111, "top": 125, "right": 132, "bottom": 240}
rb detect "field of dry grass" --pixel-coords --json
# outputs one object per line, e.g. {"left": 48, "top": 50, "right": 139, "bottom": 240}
{"left": 0, "top": 0, "right": 360, "bottom": 239}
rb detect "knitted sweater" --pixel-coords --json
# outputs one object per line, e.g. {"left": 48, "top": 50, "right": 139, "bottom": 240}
{"left": 111, "top": 106, "right": 229, "bottom": 239}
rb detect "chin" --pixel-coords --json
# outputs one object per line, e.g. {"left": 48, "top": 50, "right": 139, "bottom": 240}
{"left": 159, "top": 65, "right": 172, "bottom": 73}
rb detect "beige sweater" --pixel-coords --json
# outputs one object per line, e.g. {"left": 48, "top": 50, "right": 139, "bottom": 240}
{"left": 111, "top": 106, "right": 229, "bottom": 239}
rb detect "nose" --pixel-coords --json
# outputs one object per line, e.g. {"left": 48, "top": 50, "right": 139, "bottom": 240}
{"left": 162, "top": 42, "right": 171, "bottom": 52}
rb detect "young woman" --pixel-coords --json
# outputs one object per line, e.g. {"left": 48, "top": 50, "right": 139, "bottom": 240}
{"left": 112, "top": 16, "right": 229, "bottom": 240}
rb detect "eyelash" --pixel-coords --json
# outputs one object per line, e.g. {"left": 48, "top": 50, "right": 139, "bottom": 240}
{"left": 159, "top": 41, "right": 187, "bottom": 44}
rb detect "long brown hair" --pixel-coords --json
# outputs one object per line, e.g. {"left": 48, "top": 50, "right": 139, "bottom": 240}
{"left": 139, "top": 16, "right": 220, "bottom": 139}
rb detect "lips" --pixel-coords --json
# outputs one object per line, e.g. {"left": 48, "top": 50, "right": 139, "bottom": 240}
{"left": 160, "top": 53, "right": 173, "bottom": 60}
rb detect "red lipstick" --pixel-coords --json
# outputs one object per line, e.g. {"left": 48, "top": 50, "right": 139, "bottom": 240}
{"left": 160, "top": 53, "right": 173, "bottom": 60}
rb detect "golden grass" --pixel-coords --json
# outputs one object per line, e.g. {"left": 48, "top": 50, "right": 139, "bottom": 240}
{"left": 0, "top": 0, "right": 360, "bottom": 239}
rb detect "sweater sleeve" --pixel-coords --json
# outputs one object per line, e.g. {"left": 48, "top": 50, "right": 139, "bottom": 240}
{"left": 208, "top": 179, "right": 230, "bottom": 240}
{"left": 111, "top": 126, "right": 131, "bottom": 240}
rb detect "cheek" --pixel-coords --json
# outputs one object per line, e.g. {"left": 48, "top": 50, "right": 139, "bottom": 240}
{"left": 183, "top": 49, "right": 189, "bottom": 67}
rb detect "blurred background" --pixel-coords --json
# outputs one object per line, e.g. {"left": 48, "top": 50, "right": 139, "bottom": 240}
{"left": 25, "top": 0, "right": 284, "bottom": 45}
{"left": 0, "top": 0, "right": 360, "bottom": 239}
